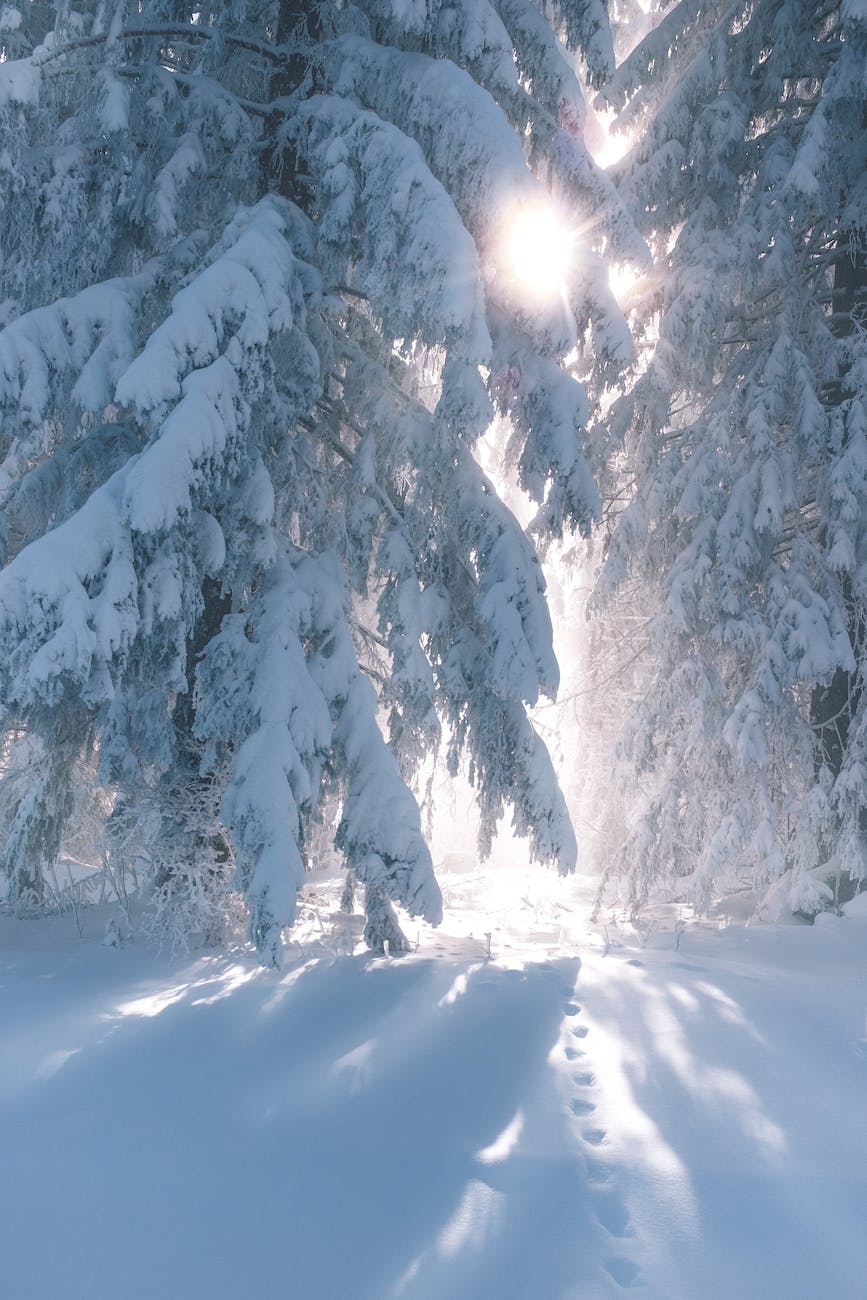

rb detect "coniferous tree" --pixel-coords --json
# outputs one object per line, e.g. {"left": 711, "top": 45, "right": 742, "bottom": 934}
{"left": 0, "top": 2, "right": 637, "bottom": 959}
{"left": 591, "top": 0, "right": 867, "bottom": 916}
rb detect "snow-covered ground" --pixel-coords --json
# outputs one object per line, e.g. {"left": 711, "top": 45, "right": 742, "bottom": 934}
{"left": 1, "top": 868, "right": 866, "bottom": 1299}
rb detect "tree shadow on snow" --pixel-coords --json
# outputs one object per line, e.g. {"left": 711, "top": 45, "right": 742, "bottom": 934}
{"left": 574, "top": 953, "right": 867, "bottom": 1299}
{"left": 0, "top": 948, "right": 615, "bottom": 1300}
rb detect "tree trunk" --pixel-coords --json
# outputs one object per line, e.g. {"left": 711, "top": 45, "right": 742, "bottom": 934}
{"left": 261, "top": 0, "right": 321, "bottom": 204}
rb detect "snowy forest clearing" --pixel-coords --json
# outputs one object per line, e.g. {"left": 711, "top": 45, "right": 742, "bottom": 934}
{"left": 2, "top": 4, "right": 867, "bottom": 1293}
{"left": 2, "top": 869, "right": 865, "bottom": 1300}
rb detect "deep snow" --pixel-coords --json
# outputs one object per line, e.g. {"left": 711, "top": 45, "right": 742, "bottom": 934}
{"left": 1, "top": 868, "right": 865, "bottom": 1299}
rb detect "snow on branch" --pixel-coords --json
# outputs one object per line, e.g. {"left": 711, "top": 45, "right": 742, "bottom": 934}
{"left": 197, "top": 544, "right": 442, "bottom": 964}
{"left": 116, "top": 198, "right": 320, "bottom": 535}
{"left": 0, "top": 52, "right": 39, "bottom": 106}
{"left": 196, "top": 549, "right": 333, "bottom": 966}
{"left": 489, "top": 321, "right": 600, "bottom": 536}
{"left": 307, "top": 549, "right": 442, "bottom": 928}
{"left": 353, "top": 0, "right": 519, "bottom": 98}
{"left": 0, "top": 468, "right": 138, "bottom": 714}
{"left": 548, "top": 0, "right": 614, "bottom": 88}
{"left": 290, "top": 95, "right": 491, "bottom": 364}
{"left": 322, "top": 36, "right": 531, "bottom": 245}
{"left": 493, "top": 0, "right": 585, "bottom": 125}
{"left": 0, "top": 273, "right": 152, "bottom": 485}
{"left": 449, "top": 446, "right": 560, "bottom": 706}
{"left": 116, "top": 200, "right": 309, "bottom": 420}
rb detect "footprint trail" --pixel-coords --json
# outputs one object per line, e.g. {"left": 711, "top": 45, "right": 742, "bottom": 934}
{"left": 557, "top": 979, "right": 643, "bottom": 1291}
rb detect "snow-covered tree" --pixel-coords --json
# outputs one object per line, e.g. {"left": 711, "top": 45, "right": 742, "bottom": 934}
{"left": 591, "top": 0, "right": 867, "bottom": 917}
{"left": 0, "top": 2, "right": 636, "bottom": 959}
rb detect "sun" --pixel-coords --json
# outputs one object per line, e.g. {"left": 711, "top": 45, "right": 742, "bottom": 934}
{"left": 503, "top": 203, "right": 575, "bottom": 302}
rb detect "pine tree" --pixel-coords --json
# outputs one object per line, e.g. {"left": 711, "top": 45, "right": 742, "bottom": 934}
{"left": 0, "top": 2, "right": 636, "bottom": 959}
{"left": 591, "top": 0, "right": 867, "bottom": 916}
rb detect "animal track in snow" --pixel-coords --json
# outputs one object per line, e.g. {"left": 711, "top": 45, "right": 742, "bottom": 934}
{"left": 593, "top": 1189, "right": 633, "bottom": 1239}
{"left": 557, "top": 1026, "right": 639, "bottom": 1285}
{"left": 584, "top": 1158, "right": 609, "bottom": 1185}
{"left": 570, "top": 1098, "right": 596, "bottom": 1116}
{"left": 603, "top": 1255, "right": 641, "bottom": 1288}
{"left": 582, "top": 1127, "right": 607, "bottom": 1146}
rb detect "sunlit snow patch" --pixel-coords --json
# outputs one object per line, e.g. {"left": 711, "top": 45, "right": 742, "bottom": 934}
{"left": 190, "top": 962, "right": 259, "bottom": 1006}
{"left": 36, "top": 1047, "right": 80, "bottom": 1080}
{"left": 114, "top": 983, "right": 190, "bottom": 1018}
{"left": 330, "top": 1037, "right": 378, "bottom": 1094}
{"left": 437, "top": 963, "right": 483, "bottom": 1007}
{"left": 437, "top": 1179, "right": 505, "bottom": 1258}
{"left": 475, "top": 1108, "right": 524, "bottom": 1165}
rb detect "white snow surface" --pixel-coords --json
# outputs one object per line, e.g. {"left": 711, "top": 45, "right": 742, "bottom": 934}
{"left": 1, "top": 868, "right": 865, "bottom": 1299}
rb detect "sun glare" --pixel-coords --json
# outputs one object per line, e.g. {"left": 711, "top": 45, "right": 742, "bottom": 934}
{"left": 608, "top": 262, "right": 642, "bottom": 307}
{"left": 503, "top": 203, "right": 574, "bottom": 302}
